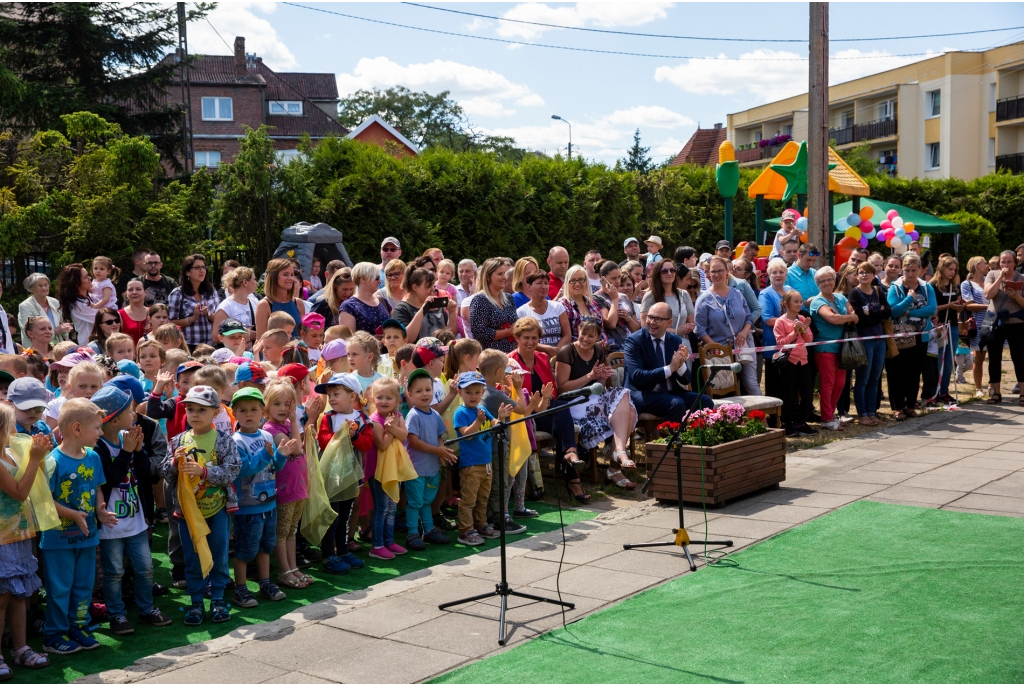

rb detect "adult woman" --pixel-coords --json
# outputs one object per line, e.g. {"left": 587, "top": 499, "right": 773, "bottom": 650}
{"left": 254, "top": 258, "right": 305, "bottom": 339}
{"left": 392, "top": 266, "right": 458, "bottom": 342}
{"left": 168, "top": 253, "right": 220, "bottom": 349}
{"left": 338, "top": 262, "right": 392, "bottom": 336}
{"left": 57, "top": 263, "right": 96, "bottom": 344}
{"left": 695, "top": 257, "right": 760, "bottom": 396}
{"left": 808, "top": 267, "right": 859, "bottom": 431}
{"left": 511, "top": 257, "right": 539, "bottom": 309}
{"left": 515, "top": 270, "right": 570, "bottom": 356}
{"left": 556, "top": 265, "right": 609, "bottom": 344}
{"left": 469, "top": 258, "right": 519, "bottom": 353}
{"left": 18, "top": 273, "right": 70, "bottom": 349}
{"left": 379, "top": 259, "right": 406, "bottom": 308}
{"left": 640, "top": 260, "right": 695, "bottom": 342}
{"left": 509, "top": 317, "right": 588, "bottom": 501}
{"left": 217, "top": 259, "right": 241, "bottom": 300}
{"left": 833, "top": 262, "right": 861, "bottom": 419}
{"left": 731, "top": 257, "right": 759, "bottom": 294}
{"left": 423, "top": 247, "right": 444, "bottom": 265}
{"left": 887, "top": 253, "right": 937, "bottom": 419}
{"left": 758, "top": 258, "right": 791, "bottom": 401}
{"left": 961, "top": 256, "right": 990, "bottom": 397}
{"left": 87, "top": 307, "right": 122, "bottom": 355}
{"left": 622, "top": 260, "right": 647, "bottom": 303}
{"left": 927, "top": 255, "right": 963, "bottom": 404}
{"left": 214, "top": 266, "right": 260, "bottom": 340}
{"left": 881, "top": 255, "right": 902, "bottom": 288}
{"left": 311, "top": 267, "right": 355, "bottom": 328}
{"left": 119, "top": 279, "right": 149, "bottom": 345}
{"left": 982, "top": 250, "right": 1024, "bottom": 404}
{"left": 618, "top": 273, "right": 639, "bottom": 319}
{"left": 554, "top": 319, "right": 638, "bottom": 489}
{"left": 594, "top": 261, "right": 640, "bottom": 351}
{"left": 23, "top": 316, "right": 54, "bottom": 354}
{"left": 847, "top": 262, "right": 891, "bottom": 425}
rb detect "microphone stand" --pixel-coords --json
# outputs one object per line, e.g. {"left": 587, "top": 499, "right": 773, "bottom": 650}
{"left": 623, "top": 363, "right": 733, "bottom": 571}
{"left": 438, "top": 398, "right": 584, "bottom": 645}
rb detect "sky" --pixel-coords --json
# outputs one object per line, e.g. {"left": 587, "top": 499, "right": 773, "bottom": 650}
{"left": 185, "top": 1, "right": 1024, "bottom": 164}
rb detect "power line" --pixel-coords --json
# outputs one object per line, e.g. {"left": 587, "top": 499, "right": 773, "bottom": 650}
{"left": 403, "top": 3, "right": 1024, "bottom": 45}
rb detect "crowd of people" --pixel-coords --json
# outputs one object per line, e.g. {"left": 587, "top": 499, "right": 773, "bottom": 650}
{"left": 0, "top": 220, "right": 1021, "bottom": 675}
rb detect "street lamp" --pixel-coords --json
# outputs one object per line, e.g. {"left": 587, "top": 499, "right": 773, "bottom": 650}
{"left": 551, "top": 114, "right": 571, "bottom": 160}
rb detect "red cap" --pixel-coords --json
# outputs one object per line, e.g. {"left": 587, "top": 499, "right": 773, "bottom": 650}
{"left": 277, "top": 363, "right": 310, "bottom": 386}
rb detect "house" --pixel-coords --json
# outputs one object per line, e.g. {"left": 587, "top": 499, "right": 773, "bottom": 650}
{"left": 346, "top": 114, "right": 420, "bottom": 157}
{"left": 667, "top": 123, "right": 728, "bottom": 167}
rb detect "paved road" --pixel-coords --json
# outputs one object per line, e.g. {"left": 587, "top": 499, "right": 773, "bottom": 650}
{"left": 90, "top": 404, "right": 1024, "bottom": 684}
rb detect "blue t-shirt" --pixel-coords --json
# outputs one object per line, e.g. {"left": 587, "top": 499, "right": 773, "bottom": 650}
{"left": 405, "top": 407, "right": 447, "bottom": 477}
{"left": 17, "top": 419, "right": 56, "bottom": 449}
{"left": 809, "top": 293, "right": 850, "bottom": 354}
{"left": 512, "top": 291, "right": 530, "bottom": 309}
{"left": 453, "top": 405, "right": 495, "bottom": 467}
{"left": 41, "top": 448, "right": 106, "bottom": 550}
{"left": 757, "top": 286, "right": 790, "bottom": 360}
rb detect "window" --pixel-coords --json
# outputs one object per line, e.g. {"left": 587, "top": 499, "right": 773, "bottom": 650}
{"left": 990, "top": 83, "right": 997, "bottom": 113}
{"left": 269, "top": 100, "right": 303, "bottom": 116}
{"left": 878, "top": 100, "right": 895, "bottom": 120}
{"left": 276, "top": 149, "right": 301, "bottom": 164}
{"left": 989, "top": 138, "right": 996, "bottom": 167}
{"left": 926, "top": 142, "right": 940, "bottom": 170}
{"left": 841, "top": 111, "right": 855, "bottom": 128}
{"left": 194, "top": 151, "right": 221, "bottom": 168}
{"left": 926, "top": 90, "right": 941, "bottom": 117}
{"left": 782, "top": 124, "right": 792, "bottom": 136}
{"left": 201, "top": 97, "right": 232, "bottom": 121}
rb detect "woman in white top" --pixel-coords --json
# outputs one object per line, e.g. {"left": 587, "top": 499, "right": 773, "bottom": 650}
{"left": 516, "top": 269, "right": 571, "bottom": 356}
{"left": 639, "top": 260, "right": 695, "bottom": 340}
{"left": 18, "top": 273, "right": 71, "bottom": 349}
{"left": 213, "top": 266, "right": 259, "bottom": 344}
{"left": 56, "top": 263, "right": 97, "bottom": 345}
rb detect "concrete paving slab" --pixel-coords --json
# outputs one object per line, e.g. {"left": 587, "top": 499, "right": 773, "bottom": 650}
{"left": 727, "top": 502, "right": 833, "bottom": 524}
{"left": 828, "top": 468, "right": 914, "bottom": 485}
{"left": 529, "top": 564, "right": 663, "bottom": 601}
{"left": 388, "top": 609, "right": 536, "bottom": 657}
{"left": 689, "top": 515, "right": 795, "bottom": 540}
{"left": 319, "top": 596, "right": 448, "bottom": 638}
{"left": 867, "top": 485, "right": 968, "bottom": 506}
{"left": 523, "top": 540, "right": 624, "bottom": 565}
{"left": 300, "top": 638, "right": 467, "bottom": 684}
{"left": 948, "top": 493, "right": 1024, "bottom": 514}
{"left": 463, "top": 556, "right": 574, "bottom": 586}
{"left": 899, "top": 465, "right": 1014, "bottom": 492}
{"left": 974, "top": 471, "right": 1024, "bottom": 497}
{"left": 780, "top": 478, "right": 891, "bottom": 496}
{"left": 136, "top": 654, "right": 287, "bottom": 684}
{"left": 232, "top": 624, "right": 376, "bottom": 672}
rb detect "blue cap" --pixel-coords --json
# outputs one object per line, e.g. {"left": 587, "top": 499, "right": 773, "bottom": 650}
{"left": 91, "top": 386, "right": 132, "bottom": 423}
{"left": 116, "top": 359, "right": 141, "bottom": 379}
{"left": 381, "top": 318, "right": 406, "bottom": 334}
{"left": 457, "top": 371, "right": 487, "bottom": 389}
{"left": 106, "top": 375, "right": 145, "bottom": 404}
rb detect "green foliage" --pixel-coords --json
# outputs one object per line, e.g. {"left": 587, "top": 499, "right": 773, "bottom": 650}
{"left": 619, "top": 129, "right": 653, "bottom": 175}
{"left": 837, "top": 143, "right": 881, "bottom": 179}
{"left": 932, "top": 212, "right": 1000, "bottom": 268}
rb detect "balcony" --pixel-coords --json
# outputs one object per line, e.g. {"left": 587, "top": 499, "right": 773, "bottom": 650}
{"left": 829, "top": 117, "right": 898, "bottom": 146}
{"left": 735, "top": 136, "right": 790, "bottom": 164}
{"left": 996, "top": 95, "right": 1024, "bottom": 122}
{"left": 996, "top": 152, "right": 1024, "bottom": 174}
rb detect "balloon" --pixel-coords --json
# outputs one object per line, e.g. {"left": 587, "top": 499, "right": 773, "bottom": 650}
{"left": 903, "top": 222, "right": 914, "bottom": 233}
{"left": 881, "top": 220, "right": 892, "bottom": 230}
{"left": 838, "top": 236, "right": 859, "bottom": 248}
{"left": 859, "top": 206, "right": 874, "bottom": 221}
{"left": 910, "top": 231, "right": 919, "bottom": 241}
{"left": 859, "top": 236, "right": 869, "bottom": 248}
{"left": 803, "top": 207, "right": 809, "bottom": 217}
{"left": 847, "top": 213, "right": 860, "bottom": 227}
{"left": 894, "top": 227, "right": 906, "bottom": 238}
{"left": 864, "top": 229, "right": 876, "bottom": 239}
{"left": 894, "top": 241, "right": 908, "bottom": 255}
{"left": 886, "top": 238, "right": 893, "bottom": 247}
{"left": 892, "top": 217, "right": 904, "bottom": 229}
{"left": 859, "top": 220, "right": 873, "bottom": 232}
{"left": 887, "top": 209, "right": 899, "bottom": 220}
{"left": 796, "top": 217, "right": 808, "bottom": 231}
{"left": 835, "top": 220, "right": 848, "bottom": 233}
{"left": 800, "top": 232, "right": 808, "bottom": 243}
{"left": 847, "top": 227, "right": 862, "bottom": 240}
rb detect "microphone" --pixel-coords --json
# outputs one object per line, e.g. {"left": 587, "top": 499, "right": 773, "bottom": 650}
{"left": 558, "top": 382, "right": 605, "bottom": 401}
{"left": 707, "top": 362, "right": 743, "bottom": 376}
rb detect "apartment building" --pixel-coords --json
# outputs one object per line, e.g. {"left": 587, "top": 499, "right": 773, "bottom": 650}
{"left": 724, "top": 41, "right": 1024, "bottom": 181}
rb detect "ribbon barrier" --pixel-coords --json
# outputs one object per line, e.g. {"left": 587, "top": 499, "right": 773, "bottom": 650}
{"left": 684, "top": 327, "right": 935, "bottom": 361}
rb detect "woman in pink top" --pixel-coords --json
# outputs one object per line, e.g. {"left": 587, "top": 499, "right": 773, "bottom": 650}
{"left": 773, "top": 290, "right": 816, "bottom": 437}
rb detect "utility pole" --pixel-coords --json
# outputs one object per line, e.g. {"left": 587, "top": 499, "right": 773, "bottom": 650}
{"left": 177, "top": 2, "right": 194, "bottom": 175}
{"left": 807, "top": 2, "right": 829, "bottom": 261}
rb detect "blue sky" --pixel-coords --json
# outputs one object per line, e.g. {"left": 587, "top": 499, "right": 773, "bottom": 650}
{"left": 189, "top": 2, "right": 1024, "bottom": 164}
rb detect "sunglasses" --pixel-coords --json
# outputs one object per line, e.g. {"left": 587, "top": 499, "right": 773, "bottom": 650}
{"left": 102, "top": 319, "right": 120, "bottom": 326}
{"left": 808, "top": 251, "right": 821, "bottom": 257}
{"left": 661, "top": 268, "right": 676, "bottom": 275}
{"left": 382, "top": 246, "right": 400, "bottom": 252}
{"left": 387, "top": 272, "right": 402, "bottom": 279}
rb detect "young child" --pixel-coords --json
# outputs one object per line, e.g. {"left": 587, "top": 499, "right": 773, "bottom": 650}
{"left": 162, "top": 348, "right": 189, "bottom": 376}
{"left": 255, "top": 329, "right": 288, "bottom": 370}
{"left": 0, "top": 405, "right": 51, "bottom": 672}
{"left": 44, "top": 358, "right": 104, "bottom": 431}
{"left": 366, "top": 377, "right": 408, "bottom": 560}
{"left": 193, "top": 366, "right": 234, "bottom": 433}
{"left": 217, "top": 319, "right": 251, "bottom": 359}
{"left": 160, "top": 385, "right": 240, "bottom": 626}
{"left": 262, "top": 380, "right": 310, "bottom": 590}
{"left": 41, "top": 398, "right": 117, "bottom": 654}
{"left": 404, "top": 369, "right": 456, "bottom": 550}
{"left": 105, "top": 333, "right": 135, "bottom": 363}
{"left": 0, "top": 354, "right": 27, "bottom": 382}
{"left": 92, "top": 386, "right": 172, "bottom": 634}
{"left": 153, "top": 323, "right": 188, "bottom": 354}
{"left": 452, "top": 371, "right": 511, "bottom": 546}
{"left": 314, "top": 373, "right": 371, "bottom": 574}
{"left": 136, "top": 339, "right": 165, "bottom": 394}
{"left": 412, "top": 340, "right": 458, "bottom": 417}
{"left": 229, "top": 387, "right": 291, "bottom": 608}
{"left": 435, "top": 259, "right": 459, "bottom": 302}
{"left": 143, "top": 305, "right": 170, "bottom": 342}
{"left": 235, "top": 361, "right": 269, "bottom": 391}
{"left": 9, "top": 377, "right": 57, "bottom": 448}
{"left": 377, "top": 319, "right": 407, "bottom": 379}
{"left": 644, "top": 236, "right": 664, "bottom": 270}
{"left": 320, "top": 339, "right": 349, "bottom": 376}
{"left": 773, "top": 290, "right": 816, "bottom": 436}
{"left": 89, "top": 256, "right": 119, "bottom": 310}
{"left": 148, "top": 361, "right": 203, "bottom": 441}
{"left": 347, "top": 331, "right": 384, "bottom": 396}
{"left": 299, "top": 313, "right": 326, "bottom": 364}
{"left": 192, "top": 344, "right": 216, "bottom": 360}
{"left": 394, "top": 344, "right": 416, "bottom": 391}
{"left": 266, "top": 311, "right": 296, "bottom": 340}
{"left": 324, "top": 325, "right": 352, "bottom": 344}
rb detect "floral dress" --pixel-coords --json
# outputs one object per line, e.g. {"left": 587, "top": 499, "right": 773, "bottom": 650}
{"left": 555, "top": 344, "right": 635, "bottom": 449}
{"left": 557, "top": 296, "right": 609, "bottom": 345}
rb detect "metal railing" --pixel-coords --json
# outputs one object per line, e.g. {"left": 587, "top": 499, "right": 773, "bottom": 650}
{"left": 996, "top": 95, "right": 1024, "bottom": 122}
{"left": 829, "top": 117, "right": 897, "bottom": 146}
{"left": 996, "top": 152, "right": 1024, "bottom": 174}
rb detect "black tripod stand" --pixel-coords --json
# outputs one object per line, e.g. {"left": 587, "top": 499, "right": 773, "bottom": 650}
{"left": 438, "top": 401, "right": 580, "bottom": 645}
{"left": 623, "top": 366, "right": 733, "bottom": 571}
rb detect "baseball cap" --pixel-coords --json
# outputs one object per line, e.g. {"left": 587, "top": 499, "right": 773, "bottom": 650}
{"left": 781, "top": 208, "right": 800, "bottom": 222}
{"left": 457, "top": 371, "right": 486, "bottom": 389}
{"left": 381, "top": 236, "right": 401, "bottom": 249}
{"left": 107, "top": 375, "right": 145, "bottom": 404}
{"left": 699, "top": 253, "right": 713, "bottom": 264}
{"left": 716, "top": 240, "right": 732, "bottom": 250}
{"left": 406, "top": 368, "right": 432, "bottom": 388}
{"left": 211, "top": 348, "right": 235, "bottom": 364}
{"left": 183, "top": 384, "right": 219, "bottom": 407}
{"left": 300, "top": 312, "right": 326, "bottom": 330}
{"left": 53, "top": 350, "right": 94, "bottom": 369}
{"left": 381, "top": 318, "right": 406, "bottom": 334}
{"left": 116, "top": 359, "right": 141, "bottom": 379}
{"left": 321, "top": 339, "right": 348, "bottom": 361}
{"left": 91, "top": 386, "right": 132, "bottom": 423}
{"left": 277, "top": 363, "right": 309, "bottom": 386}
{"left": 7, "top": 377, "right": 48, "bottom": 410}
{"left": 412, "top": 341, "right": 447, "bottom": 368}
{"left": 234, "top": 361, "right": 268, "bottom": 385}
{"left": 314, "top": 372, "right": 362, "bottom": 395}
{"left": 231, "top": 387, "right": 265, "bottom": 406}
{"left": 0, "top": 370, "right": 12, "bottom": 383}
{"left": 176, "top": 360, "right": 203, "bottom": 379}
{"left": 623, "top": 237, "right": 639, "bottom": 248}
{"left": 218, "top": 318, "right": 246, "bottom": 336}
{"left": 229, "top": 355, "right": 250, "bottom": 365}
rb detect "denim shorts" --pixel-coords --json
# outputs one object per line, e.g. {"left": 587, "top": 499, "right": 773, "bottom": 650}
{"left": 233, "top": 509, "right": 278, "bottom": 562}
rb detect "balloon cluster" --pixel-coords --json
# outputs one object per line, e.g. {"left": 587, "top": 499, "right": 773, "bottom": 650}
{"left": 836, "top": 206, "right": 876, "bottom": 249}
{"left": 875, "top": 209, "right": 918, "bottom": 255}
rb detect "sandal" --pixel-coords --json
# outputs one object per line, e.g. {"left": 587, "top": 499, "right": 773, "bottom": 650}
{"left": 564, "top": 450, "right": 585, "bottom": 470}
{"left": 277, "top": 571, "right": 308, "bottom": 589}
{"left": 988, "top": 393, "right": 1002, "bottom": 404}
{"left": 298, "top": 571, "right": 315, "bottom": 585}
{"left": 894, "top": 412, "right": 906, "bottom": 422}
{"left": 612, "top": 450, "right": 636, "bottom": 469}
{"left": 0, "top": 656, "right": 11, "bottom": 682}
{"left": 606, "top": 468, "right": 635, "bottom": 490}
{"left": 905, "top": 409, "right": 919, "bottom": 418}
{"left": 1017, "top": 396, "right": 1024, "bottom": 407}
{"left": 567, "top": 479, "right": 591, "bottom": 504}
{"left": 11, "top": 646, "right": 48, "bottom": 669}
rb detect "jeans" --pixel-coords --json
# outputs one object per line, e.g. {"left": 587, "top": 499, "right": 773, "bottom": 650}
{"left": 405, "top": 474, "right": 439, "bottom": 536}
{"left": 367, "top": 478, "right": 396, "bottom": 548}
{"left": 816, "top": 352, "right": 847, "bottom": 422}
{"left": 177, "top": 508, "right": 231, "bottom": 604}
{"left": 854, "top": 339, "right": 886, "bottom": 417}
{"left": 100, "top": 530, "right": 155, "bottom": 618}
{"left": 321, "top": 498, "right": 355, "bottom": 558}
{"left": 42, "top": 547, "right": 95, "bottom": 636}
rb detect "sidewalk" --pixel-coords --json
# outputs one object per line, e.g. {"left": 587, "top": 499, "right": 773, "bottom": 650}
{"left": 88, "top": 403, "right": 1024, "bottom": 684}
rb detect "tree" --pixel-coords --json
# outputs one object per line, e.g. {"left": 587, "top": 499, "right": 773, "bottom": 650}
{"left": 836, "top": 142, "right": 881, "bottom": 179}
{"left": 620, "top": 128, "right": 653, "bottom": 175}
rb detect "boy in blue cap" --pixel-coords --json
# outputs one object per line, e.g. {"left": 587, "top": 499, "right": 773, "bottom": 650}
{"left": 8, "top": 377, "right": 56, "bottom": 448}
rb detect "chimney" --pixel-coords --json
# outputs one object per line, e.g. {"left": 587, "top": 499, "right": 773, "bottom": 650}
{"left": 714, "top": 123, "right": 723, "bottom": 129}
{"left": 234, "top": 36, "right": 246, "bottom": 76}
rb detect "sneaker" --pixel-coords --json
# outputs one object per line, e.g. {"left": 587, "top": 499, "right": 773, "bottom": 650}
{"left": 369, "top": 546, "right": 395, "bottom": 560}
{"left": 323, "top": 555, "right": 351, "bottom": 574}
{"left": 232, "top": 587, "right": 258, "bottom": 608}
{"left": 405, "top": 534, "right": 426, "bottom": 551}
{"left": 512, "top": 508, "right": 539, "bottom": 518}
{"left": 436, "top": 515, "right": 458, "bottom": 531}
{"left": 838, "top": 414, "right": 855, "bottom": 424}
{"left": 457, "top": 530, "right": 485, "bottom": 546}
{"left": 797, "top": 424, "right": 818, "bottom": 435}
{"left": 154, "top": 507, "right": 169, "bottom": 524}
{"left": 108, "top": 615, "right": 134, "bottom": 635}
{"left": 424, "top": 528, "right": 451, "bottom": 545}
{"left": 210, "top": 600, "right": 230, "bottom": 623}
{"left": 183, "top": 603, "right": 204, "bottom": 626}
{"left": 171, "top": 579, "right": 187, "bottom": 590}
{"left": 822, "top": 420, "right": 842, "bottom": 431}
{"left": 785, "top": 426, "right": 800, "bottom": 437}
{"left": 43, "top": 634, "right": 82, "bottom": 655}
{"left": 151, "top": 582, "right": 169, "bottom": 597}
{"left": 295, "top": 552, "right": 314, "bottom": 569}
{"left": 502, "top": 517, "right": 527, "bottom": 535}
{"left": 385, "top": 543, "right": 407, "bottom": 556}
{"left": 478, "top": 524, "right": 501, "bottom": 540}
{"left": 258, "top": 582, "right": 286, "bottom": 602}
{"left": 347, "top": 539, "right": 364, "bottom": 553}
{"left": 807, "top": 412, "right": 822, "bottom": 423}
{"left": 139, "top": 609, "right": 172, "bottom": 627}
{"left": 341, "top": 552, "right": 365, "bottom": 569}
{"left": 356, "top": 528, "right": 373, "bottom": 544}
{"left": 68, "top": 627, "right": 99, "bottom": 650}
{"left": 300, "top": 547, "right": 322, "bottom": 564}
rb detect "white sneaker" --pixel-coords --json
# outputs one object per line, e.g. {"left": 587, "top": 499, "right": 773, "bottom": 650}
{"left": 822, "top": 420, "right": 842, "bottom": 431}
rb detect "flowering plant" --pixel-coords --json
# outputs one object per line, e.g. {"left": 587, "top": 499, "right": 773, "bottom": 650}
{"left": 652, "top": 403, "right": 768, "bottom": 447}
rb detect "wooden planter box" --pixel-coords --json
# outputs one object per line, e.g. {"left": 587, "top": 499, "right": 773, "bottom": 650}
{"left": 644, "top": 429, "right": 786, "bottom": 506}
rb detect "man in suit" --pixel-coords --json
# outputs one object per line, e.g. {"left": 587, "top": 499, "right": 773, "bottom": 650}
{"left": 624, "top": 302, "right": 713, "bottom": 421}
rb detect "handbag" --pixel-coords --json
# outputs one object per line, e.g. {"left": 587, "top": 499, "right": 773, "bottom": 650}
{"left": 712, "top": 292, "right": 755, "bottom": 364}
{"left": 882, "top": 320, "right": 899, "bottom": 358}
{"left": 892, "top": 283, "right": 927, "bottom": 350}
{"left": 839, "top": 324, "right": 868, "bottom": 370}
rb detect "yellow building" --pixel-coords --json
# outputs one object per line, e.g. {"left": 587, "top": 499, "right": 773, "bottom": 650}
{"left": 726, "top": 41, "right": 1024, "bottom": 180}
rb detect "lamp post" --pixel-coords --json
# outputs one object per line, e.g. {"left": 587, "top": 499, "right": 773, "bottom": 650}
{"left": 551, "top": 114, "right": 571, "bottom": 160}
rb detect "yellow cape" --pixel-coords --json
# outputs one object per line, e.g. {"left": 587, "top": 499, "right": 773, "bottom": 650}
{"left": 8, "top": 435, "right": 59, "bottom": 532}
{"left": 374, "top": 438, "right": 418, "bottom": 503}
{"left": 300, "top": 425, "right": 338, "bottom": 545}
{"left": 318, "top": 419, "right": 364, "bottom": 503}
{"left": 176, "top": 458, "right": 213, "bottom": 579}
{"left": 508, "top": 388, "right": 531, "bottom": 477}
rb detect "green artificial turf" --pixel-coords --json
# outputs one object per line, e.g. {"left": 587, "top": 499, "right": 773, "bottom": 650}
{"left": 18, "top": 502, "right": 597, "bottom": 684}
{"left": 433, "top": 500, "right": 1024, "bottom": 684}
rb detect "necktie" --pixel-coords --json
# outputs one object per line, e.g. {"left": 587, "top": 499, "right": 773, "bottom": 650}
{"left": 655, "top": 338, "right": 666, "bottom": 368}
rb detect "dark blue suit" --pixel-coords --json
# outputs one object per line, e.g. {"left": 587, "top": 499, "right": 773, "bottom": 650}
{"left": 623, "top": 328, "right": 713, "bottom": 421}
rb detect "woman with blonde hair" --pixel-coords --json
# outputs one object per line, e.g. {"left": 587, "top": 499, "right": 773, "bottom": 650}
{"left": 213, "top": 266, "right": 259, "bottom": 342}
{"left": 511, "top": 256, "right": 539, "bottom": 308}
{"left": 379, "top": 258, "right": 406, "bottom": 308}
{"left": 337, "top": 262, "right": 392, "bottom": 336}
{"left": 556, "top": 265, "right": 609, "bottom": 344}
{"left": 925, "top": 254, "right": 963, "bottom": 404}
{"left": 961, "top": 256, "right": 990, "bottom": 396}
{"left": 311, "top": 267, "right": 355, "bottom": 328}
{"left": 469, "top": 258, "right": 519, "bottom": 353}
{"left": 255, "top": 258, "right": 306, "bottom": 339}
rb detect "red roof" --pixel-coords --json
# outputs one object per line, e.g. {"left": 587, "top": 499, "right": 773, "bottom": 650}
{"left": 276, "top": 73, "right": 338, "bottom": 101}
{"left": 669, "top": 125, "right": 728, "bottom": 167}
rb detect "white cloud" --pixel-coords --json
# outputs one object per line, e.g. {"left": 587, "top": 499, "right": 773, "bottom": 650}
{"left": 189, "top": 2, "right": 297, "bottom": 70}
{"left": 497, "top": 2, "right": 674, "bottom": 40}
{"left": 654, "top": 137, "right": 685, "bottom": 156}
{"left": 655, "top": 49, "right": 936, "bottom": 104}
{"left": 335, "top": 57, "right": 543, "bottom": 118}
{"left": 464, "top": 18, "right": 491, "bottom": 32}
{"left": 602, "top": 105, "right": 694, "bottom": 129}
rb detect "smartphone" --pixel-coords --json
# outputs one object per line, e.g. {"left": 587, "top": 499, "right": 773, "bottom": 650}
{"left": 427, "top": 296, "right": 450, "bottom": 310}
{"left": 1006, "top": 281, "right": 1023, "bottom": 292}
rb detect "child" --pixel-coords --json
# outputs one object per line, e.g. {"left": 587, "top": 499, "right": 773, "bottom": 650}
{"left": 41, "top": 398, "right": 117, "bottom": 654}
{"left": 105, "top": 333, "right": 135, "bottom": 363}
{"left": 0, "top": 405, "right": 51, "bottom": 672}
{"left": 314, "top": 373, "right": 371, "bottom": 574}
{"left": 280, "top": 341, "right": 310, "bottom": 368}
{"left": 0, "top": 354, "right": 27, "bottom": 381}
{"left": 404, "top": 369, "right": 456, "bottom": 550}
{"left": 644, "top": 236, "right": 664, "bottom": 270}
{"left": 92, "top": 386, "right": 172, "bottom": 634}
{"left": 320, "top": 339, "right": 349, "bottom": 377}
{"left": 267, "top": 311, "right": 296, "bottom": 339}
{"left": 193, "top": 366, "right": 234, "bottom": 433}
{"left": 153, "top": 323, "right": 188, "bottom": 354}
{"left": 217, "top": 319, "right": 250, "bottom": 358}
{"left": 299, "top": 313, "right": 326, "bottom": 364}
{"left": 412, "top": 340, "right": 458, "bottom": 416}
{"left": 394, "top": 344, "right": 416, "bottom": 391}
{"left": 235, "top": 361, "right": 269, "bottom": 391}
{"left": 148, "top": 360, "right": 203, "bottom": 441}
{"left": 136, "top": 339, "right": 165, "bottom": 393}
{"left": 143, "top": 305, "right": 170, "bottom": 341}
{"left": 255, "top": 329, "right": 288, "bottom": 370}
{"left": 160, "top": 385, "right": 240, "bottom": 626}
{"left": 324, "top": 325, "right": 352, "bottom": 344}
{"left": 452, "top": 371, "right": 510, "bottom": 546}
{"left": 229, "top": 388, "right": 291, "bottom": 608}
{"left": 162, "top": 348, "right": 189, "bottom": 376}
{"left": 955, "top": 343, "right": 972, "bottom": 385}
{"left": 366, "top": 377, "right": 408, "bottom": 560}
{"left": 89, "top": 256, "right": 119, "bottom": 310}
{"left": 435, "top": 259, "right": 459, "bottom": 302}
{"left": 378, "top": 319, "right": 407, "bottom": 379}
{"left": 773, "top": 290, "right": 816, "bottom": 436}
{"left": 44, "top": 358, "right": 104, "bottom": 431}
{"left": 9, "top": 377, "right": 56, "bottom": 448}
{"left": 46, "top": 341, "right": 77, "bottom": 396}
{"left": 192, "top": 344, "right": 216, "bottom": 360}
{"left": 347, "top": 331, "right": 383, "bottom": 396}
{"left": 262, "top": 380, "right": 310, "bottom": 590}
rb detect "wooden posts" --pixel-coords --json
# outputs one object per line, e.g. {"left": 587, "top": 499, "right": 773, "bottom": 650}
{"left": 808, "top": 3, "right": 830, "bottom": 260}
